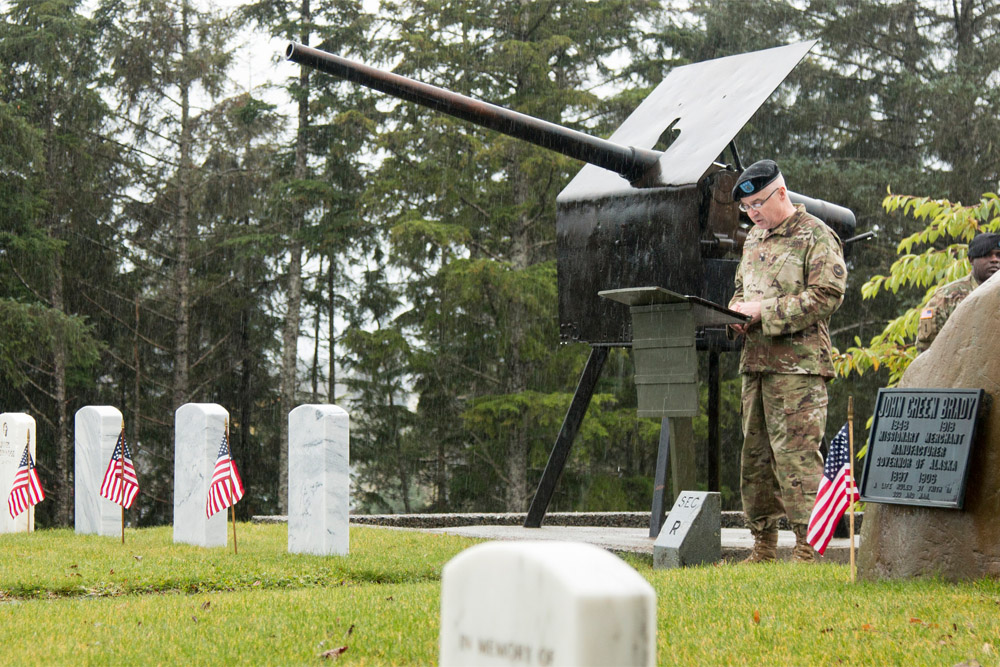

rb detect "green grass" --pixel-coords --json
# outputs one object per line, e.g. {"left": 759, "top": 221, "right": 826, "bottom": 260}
{"left": 2, "top": 524, "right": 1000, "bottom": 665}
{"left": 0, "top": 524, "right": 471, "bottom": 597}
{"left": 649, "top": 563, "right": 1000, "bottom": 665}
{"left": 1, "top": 583, "right": 440, "bottom": 665}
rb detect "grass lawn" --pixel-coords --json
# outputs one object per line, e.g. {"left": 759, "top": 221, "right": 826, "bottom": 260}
{"left": 1, "top": 524, "right": 999, "bottom": 665}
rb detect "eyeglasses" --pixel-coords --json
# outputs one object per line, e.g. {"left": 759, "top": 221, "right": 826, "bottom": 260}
{"left": 738, "top": 187, "right": 780, "bottom": 213}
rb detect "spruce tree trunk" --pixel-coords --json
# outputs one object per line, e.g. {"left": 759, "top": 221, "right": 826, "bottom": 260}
{"left": 393, "top": 398, "right": 412, "bottom": 513}
{"left": 504, "top": 420, "right": 529, "bottom": 512}
{"left": 172, "top": 3, "right": 193, "bottom": 410}
{"left": 43, "top": 107, "right": 73, "bottom": 525}
{"left": 328, "top": 261, "right": 336, "bottom": 403}
{"left": 435, "top": 436, "right": 447, "bottom": 510}
{"left": 173, "top": 179, "right": 191, "bottom": 409}
{"left": 278, "top": 0, "right": 311, "bottom": 514}
{"left": 130, "top": 295, "right": 141, "bottom": 472}
{"left": 311, "top": 257, "right": 322, "bottom": 402}
{"left": 50, "top": 256, "right": 72, "bottom": 526}
{"left": 279, "top": 242, "right": 302, "bottom": 514}
{"left": 237, "top": 305, "right": 254, "bottom": 474}
{"left": 503, "top": 150, "right": 533, "bottom": 512}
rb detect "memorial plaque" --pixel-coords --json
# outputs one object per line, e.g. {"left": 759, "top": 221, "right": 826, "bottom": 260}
{"left": 859, "top": 388, "right": 984, "bottom": 509}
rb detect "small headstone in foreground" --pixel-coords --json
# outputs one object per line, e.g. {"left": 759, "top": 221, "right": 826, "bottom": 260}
{"left": 439, "top": 541, "right": 656, "bottom": 667}
{"left": 173, "top": 403, "right": 229, "bottom": 547}
{"left": 0, "top": 413, "right": 37, "bottom": 534}
{"left": 653, "top": 491, "right": 720, "bottom": 569}
{"left": 74, "top": 406, "right": 124, "bottom": 536}
{"left": 287, "top": 404, "right": 350, "bottom": 556}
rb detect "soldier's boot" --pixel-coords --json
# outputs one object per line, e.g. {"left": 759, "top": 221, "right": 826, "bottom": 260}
{"left": 791, "top": 524, "right": 816, "bottom": 563}
{"left": 741, "top": 530, "right": 778, "bottom": 563}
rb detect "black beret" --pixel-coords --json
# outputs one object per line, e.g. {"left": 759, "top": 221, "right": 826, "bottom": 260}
{"left": 732, "top": 159, "right": 781, "bottom": 200}
{"left": 968, "top": 232, "right": 1000, "bottom": 259}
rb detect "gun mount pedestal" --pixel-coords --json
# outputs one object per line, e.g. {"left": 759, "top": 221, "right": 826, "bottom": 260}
{"left": 525, "top": 288, "right": 747, "bottom": 536}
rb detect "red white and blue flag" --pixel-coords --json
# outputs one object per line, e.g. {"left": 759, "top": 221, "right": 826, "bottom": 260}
{"left": 206, "top": 430, "right": 244, "bottom": 518}
{"left": 99, "top": 428, "right": 140, "bottom": 509}
{"left": 8, "top": 445, "right": 45, "bottom": 519}
{"left": 807, "top": 423, "right": 860, "bottom": 555}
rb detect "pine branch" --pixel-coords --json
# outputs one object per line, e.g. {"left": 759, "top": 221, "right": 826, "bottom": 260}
{"left": 78, "top": 291, "right": 172, "bottom": 352}
{"left": 5, "top": 257, "right": 51, "bottom": 306}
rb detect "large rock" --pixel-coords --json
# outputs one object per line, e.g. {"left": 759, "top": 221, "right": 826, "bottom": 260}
{"left": 858, "top": 274, "right": 1000, "bottom": 581}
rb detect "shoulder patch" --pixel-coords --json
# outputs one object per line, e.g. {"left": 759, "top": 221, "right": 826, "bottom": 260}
{"left": 920, "top": 307, "right": 934, "bottom": 320}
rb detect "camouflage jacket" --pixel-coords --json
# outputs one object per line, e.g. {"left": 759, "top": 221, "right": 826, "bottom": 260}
{"left": 730, "top": 205, "right": 847, "bottom": 376}
{"left": 915, "top": 272, "right": 978, "bottom": 352}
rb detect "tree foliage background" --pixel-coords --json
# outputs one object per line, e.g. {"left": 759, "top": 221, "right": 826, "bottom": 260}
{"left": 0, "top": 0, "right": 997, "bottom": 525}
{"left": 836, "top": 192, "right": 1000, "bottom": 387}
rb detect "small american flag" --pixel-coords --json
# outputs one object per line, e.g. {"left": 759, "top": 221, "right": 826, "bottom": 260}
{"left": 99, "top": 428, "right": 140, "bottom": 509}
{"left": 807, "top": 423, "right": 860, "bottom": 555}
{"left": 206, "top": 429, "right": 244, "bottom": 518}
{"left": 8, "top": 444, "right": 45, "bottom": 519}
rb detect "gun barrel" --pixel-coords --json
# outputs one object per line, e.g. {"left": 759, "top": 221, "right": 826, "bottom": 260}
{"left": 286, "top": 42, "right": 661, "bottom": 184}
{"left": 787, "top": 191, "right": 857, "bottom": 240}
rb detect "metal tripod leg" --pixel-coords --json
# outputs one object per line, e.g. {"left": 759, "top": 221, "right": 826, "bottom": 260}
{"left": 524, "top": 346, "right": 609, "bottom": 528}
{"left": 708, "top": 349, "right": 720, "bottom": 492}
{"left": 651, "top": 416, "right": 696, "bottom": 536}
{"left": 650, "top": 417, "right": 671, "bottom": 537}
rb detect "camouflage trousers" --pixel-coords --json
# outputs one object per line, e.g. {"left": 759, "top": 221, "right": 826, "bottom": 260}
{"left": 740, "top": 373, "right": 826, "bottom": 532}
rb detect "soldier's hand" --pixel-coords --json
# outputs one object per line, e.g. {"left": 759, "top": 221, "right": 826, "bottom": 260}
{"left": 731, "top": 300, "right": 762, "bottom": 325}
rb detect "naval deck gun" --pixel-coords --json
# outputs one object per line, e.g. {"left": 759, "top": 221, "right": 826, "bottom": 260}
{"left": 286, "top": 40, "right": 858, "bottom": 533}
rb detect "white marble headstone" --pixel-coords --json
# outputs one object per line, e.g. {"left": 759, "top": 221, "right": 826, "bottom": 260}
{"left": 0, "top": 413, "right": 37, "bottom": 534}
{"left": 173, "top": 403, "right": 230, "bottom": 547}
{"left": 288, "top": 404, "right": 350, "bottom": 555}
{"left": 74, "top": 406, "right": 125, "bottom": 536}
{"left": 439, "top": 541, "right": 657, "bottom": 667}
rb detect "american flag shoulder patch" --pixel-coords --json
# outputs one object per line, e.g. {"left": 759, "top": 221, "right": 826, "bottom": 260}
{"left": 920, "top": 306, "right": 934, "bottom": 320}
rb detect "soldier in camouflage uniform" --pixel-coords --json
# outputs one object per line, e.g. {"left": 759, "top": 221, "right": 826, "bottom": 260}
{"left": 728, "top": 160, "right": 848, "bottom": 563}
{"left": 916, "top": 233, "right": 1000, "bottom": 352}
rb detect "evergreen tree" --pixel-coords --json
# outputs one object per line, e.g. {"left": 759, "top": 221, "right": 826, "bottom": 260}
{"left": 188, "top": 92, "right": 286, "bottom": 518}
{"left": 98, "top": 0, "right": 236, "bottom": 408}
{"left": 340, "top": 264, "right": 416, "bottom": 512}
{"left": 366, "top": 1, "right": 662, "bottom": 511}
{"left": 97, "top": 0, "right": 246, "bottom": 522}
{"left": 241, "top": 0, "right": 373, "bottom": 513}
{"left": 0, "top": 0, "right": 118, "bottom": 525}
{"left": 837, "top": 191, "right": 1000, "bottom": 386}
